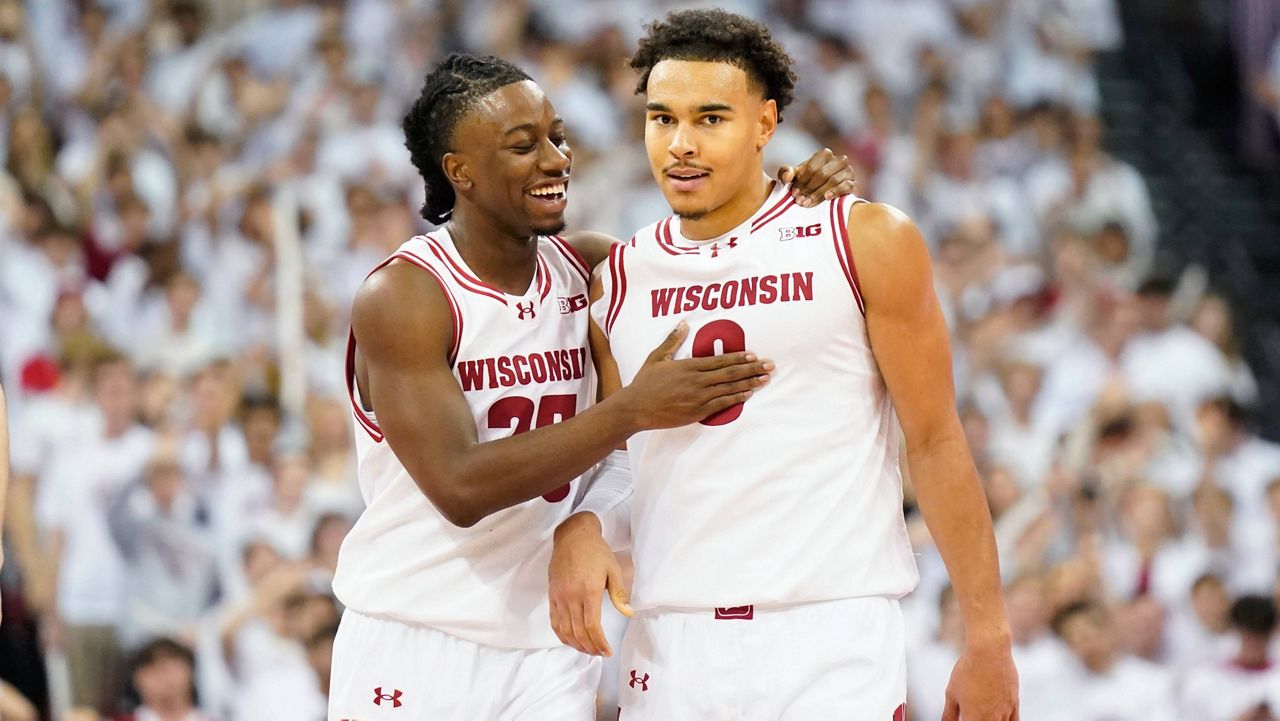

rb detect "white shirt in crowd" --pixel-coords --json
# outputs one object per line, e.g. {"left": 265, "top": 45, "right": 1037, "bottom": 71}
{"left": 35, "top": 420, "right": 155, "bottom": 625}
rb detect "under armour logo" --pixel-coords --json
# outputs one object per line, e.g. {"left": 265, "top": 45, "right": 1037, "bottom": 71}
{"left": 373, "top": 687, "right": 403, "bottom": 708}
{"left": 778, "top": 223, "right": 822, "bottom": 241}
{"left": 516, "top": 301, "right": 536, "bottom": 320}
{"left": 710, "top": 237, "right": 738, "bottom": 257}
{"left": 629, "top": 670, "right": 649, "bottom": 691}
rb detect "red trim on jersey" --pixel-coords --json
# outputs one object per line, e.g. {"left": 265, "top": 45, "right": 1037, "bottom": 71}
{"left": 750, "top": 192, "right": 798, "bottom": 232}
{"left": 536, "top": 251, "right": 553, "bottom": 302}
{"left": 346, "top": 330, "right": 384, "bottom": 443}
{"left": 604, "top": 244, "right": 629, "bottom": 335}
{"left": 892, "top": 703, "right": 906, "bottom": 721}
{"left": 830, "top": 196, "right": 865, "bottom": 315}
{"left": 550, "top": 235, "right": 591, "bottom": 283}
{"left": 656, "top": 218, "right": 699, "bottom": 256}
{"left": 423, "top": 235, "right": 508, "bottom": 304}
{"left": 391, "top": 251, "right": 464, "bottom": 362}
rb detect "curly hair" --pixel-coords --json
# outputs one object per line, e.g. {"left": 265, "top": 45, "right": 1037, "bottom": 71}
{"left": 629, "top": 9, "right": 797, "bottom": 123}
{"left": 403, "top": 53, "right": 532, "bottom": 224}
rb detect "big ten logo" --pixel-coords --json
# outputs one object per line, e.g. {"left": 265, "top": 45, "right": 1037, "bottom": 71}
{"left": 778, "top": 223, "right": 822, "bottom": 241}
{"left": 558, "top": 294, "right": 588, "bottom": 314}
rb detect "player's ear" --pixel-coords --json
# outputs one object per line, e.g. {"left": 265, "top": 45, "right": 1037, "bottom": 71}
{"left": 442, "top": 152, "right": 472, "bottom": 191}
{"left": 757, "top": 99, "right": 778, "bottom": 151}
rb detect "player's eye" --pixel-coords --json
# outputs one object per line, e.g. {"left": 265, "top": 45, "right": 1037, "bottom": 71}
{"left": 703, "top": 115, "right": 723, "bottom": 125}
{"left": 510, "top": 144, "right": 536, "bottom": 154}
{"left": 651, "top": 114, "right": 674, "bottom": 126}
{"left": 551, "top": 135, "right": 567, "bottom": 147}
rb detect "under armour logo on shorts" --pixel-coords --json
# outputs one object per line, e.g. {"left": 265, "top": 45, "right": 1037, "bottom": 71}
{"left": 629, "top": 670, "right": 650, "bottom": 691}
{"left": 373, "top": 687, "right": 404, "bottom": 707}
{"left": 516, "top": 301, "right": 536, "bottom": 320}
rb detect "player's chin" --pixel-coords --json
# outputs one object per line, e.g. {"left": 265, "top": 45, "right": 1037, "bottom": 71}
{"left": 529, "top": 216, "right": 568, "bottom": 236}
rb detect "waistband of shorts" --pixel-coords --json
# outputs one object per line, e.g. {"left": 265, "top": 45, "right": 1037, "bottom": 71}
{"left": 637, "top": 595, "right": 897, "bottom": 620}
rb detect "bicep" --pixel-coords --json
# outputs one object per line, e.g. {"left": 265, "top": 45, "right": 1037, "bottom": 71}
{"left": 353, "top": 264, "right": 479, "bottom": 494}
{"left": 849, "top": 204, "right": 961, "bottom": 446}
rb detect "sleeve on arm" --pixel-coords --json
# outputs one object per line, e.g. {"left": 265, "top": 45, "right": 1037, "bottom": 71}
{"left": 572, "top": 450, "right": 632, "bottom": 551}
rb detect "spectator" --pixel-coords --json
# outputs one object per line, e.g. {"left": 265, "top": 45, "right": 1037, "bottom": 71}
{"left": 114, "top": 637, "right": 217, "bottom": 721}
{"left": 1180, "top": 596, "right": 1280, "bottom": 721}
{"left": 35, "top": 352, "right": 154, "bottom": 713}
{"left": 1050, "top": 600, "right": 1178, "bottom": 721}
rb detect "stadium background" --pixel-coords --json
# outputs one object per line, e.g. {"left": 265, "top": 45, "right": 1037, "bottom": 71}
{"left": 0, "top": 0, "right": 1279, "bottom": 719}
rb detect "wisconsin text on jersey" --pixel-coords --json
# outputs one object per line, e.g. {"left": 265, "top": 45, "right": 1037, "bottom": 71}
{"left": 649, "top": 272, "right": 815, "bottom": 317}
{"left": 456, "top": 347, "right": 589, "bottom": 392}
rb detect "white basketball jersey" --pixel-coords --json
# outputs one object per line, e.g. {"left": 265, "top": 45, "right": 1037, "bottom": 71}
{"left": 594, "top": 184, "right": 919, "bottom": 611}
{"left": 333, "top": 229, "right": 595, "bottom": 649}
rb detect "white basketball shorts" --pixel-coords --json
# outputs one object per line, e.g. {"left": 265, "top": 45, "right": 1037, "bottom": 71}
{"left": 329, "top": 610, "right": 600, "bottom": 721}
{"left": 617, "top": 596, "right": 907, "bottom": 721}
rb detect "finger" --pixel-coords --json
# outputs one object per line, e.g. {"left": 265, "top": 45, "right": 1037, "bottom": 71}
{"left": 813, "top": 172, "right": 857, "bottom": 203}
{"left": 583, "top": 590, "right": 612, "bottom": 657}
{"left": 606, "top": 564, "right": 634, "bottom": 618}
{"left": 699, "top": 390, "right": 753, "bottom": 416}
{"left": 567, "top": 597, "right": 597, "bottom": 655}
{"left": 646, "top": 320, "right": 689, "bottom": 363}
{"left": 549, "top": 598, "right": 573, "bottom": 648}
{"left": 777, "top": 165, "right": 796, "bottom": 184}
{"left": 703, "top": 375, "right": 771, "bottom": 400}
{"left": 798, "top": 157, "right": 850, "bottom": 207}
{"left": 790, "top": 148, "right": 834, "bottom": 196}
{"left": 822, "top": 178, "right": 858, "bottom": 201}
{"left": 683, "top": 351, "right": 759, "bottom": 371}
{"left": 703, "top": 359, "right": 773, "bottom": 383}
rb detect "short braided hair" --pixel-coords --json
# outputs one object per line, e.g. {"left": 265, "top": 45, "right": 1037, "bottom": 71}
{"left": 403, "top": 53, "right": 532, "bottom": 224}
{"left": 629, "top": 9, "right": 797, "bottom": 122}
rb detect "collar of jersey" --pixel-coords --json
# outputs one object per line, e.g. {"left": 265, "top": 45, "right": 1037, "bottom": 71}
{"left": 422, "top": 230, "right": 549, "bottom": 305}
{"left": 667, "top": 181, "right": 794, "bottom": 251}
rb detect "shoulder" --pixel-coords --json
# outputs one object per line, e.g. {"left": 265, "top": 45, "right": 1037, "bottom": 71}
{"left": 352, "top": 258, "right": 454, "bottom": 353}
{"left": 845, "top": 202, "right": 930, "bottom": 269}
{"left": 559, "top": 230, "right": 620, "bottom": 270}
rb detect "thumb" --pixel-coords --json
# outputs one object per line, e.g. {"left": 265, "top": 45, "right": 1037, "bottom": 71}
{"left": 606, "top": 564, "right": 634, "bottom": 618}
{"left": 777, "top": 165, "right": 796, "bottom": 184}
{"left": 646, "top": 320, "right": 688, "bottom": 363}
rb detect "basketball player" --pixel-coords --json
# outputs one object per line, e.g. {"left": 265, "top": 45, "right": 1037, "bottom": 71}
{"left": 549, "top": 10, "right": 1019, "bottom": 720}
{"left": 329, "top": 53, "right": 858, "bottom": 721}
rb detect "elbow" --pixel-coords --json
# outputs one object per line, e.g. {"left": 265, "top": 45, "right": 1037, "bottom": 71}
{"left": 428, "top": 485, "right": 488, "bottom": 529}
{"left": 440, "top": 505, "right": 484, "bottom": 529}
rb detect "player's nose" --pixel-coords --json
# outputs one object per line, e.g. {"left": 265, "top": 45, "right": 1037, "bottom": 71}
{"left": 537, "top": 137, "right": 571, "bottom": 175}
{"left": 668, "top": 124, "right": 696, "bottom": 158}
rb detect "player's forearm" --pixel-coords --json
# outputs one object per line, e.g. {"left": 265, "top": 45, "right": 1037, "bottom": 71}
{"left": 908, "top": 430, "right": 1011, "bottom": 649}
{"left": 424, "top": 395, "right": 640, "bottom": 528}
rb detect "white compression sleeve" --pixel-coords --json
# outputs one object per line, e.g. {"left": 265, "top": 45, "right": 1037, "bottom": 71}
{"left": 571, "top": 450, "right": 633, "bottom": 551}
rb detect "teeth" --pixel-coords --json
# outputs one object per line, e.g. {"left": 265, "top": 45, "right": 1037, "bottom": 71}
{"left": 529, "top": 183, "right": 566, "bottom": 197}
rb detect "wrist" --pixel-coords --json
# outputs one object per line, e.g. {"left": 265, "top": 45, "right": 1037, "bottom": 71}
{"left": 598, "top": 389, "right": 643, "bottom": 437}
{"left": 964, "top": 623, "right": 1013, "bottom": 654}
{"left": 555, "top": 511, "right": 603, "bottom": 542}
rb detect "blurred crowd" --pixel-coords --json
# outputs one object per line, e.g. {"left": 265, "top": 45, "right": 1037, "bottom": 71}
{"left": 0, "top": 1, "right": 1277, "bottom": 720}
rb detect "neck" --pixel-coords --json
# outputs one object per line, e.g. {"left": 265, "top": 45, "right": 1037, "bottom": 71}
{"left": 1238, "top": 636, "right": 1271, "bottom": 669}
{"left": 680, "top": 171, "right": 773, "bottom": 241}
{"left": 103, "top": 415, "right": 131, "bottom": 439}
{"left": 446, "top": 205, "right": 538, "bottom": 295}
{"left": 149, "top": 700, "right": 191, "bottom": 721}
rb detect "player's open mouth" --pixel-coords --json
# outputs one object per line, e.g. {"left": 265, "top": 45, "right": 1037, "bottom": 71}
{"left": 666, "top": 169, "right": 709, "bottom": 192}
{"left": 526, "top": 181, "right": 568, "bottom": 213}
{"left": 526, "top": 181, "right": 568, "bottom": 212}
